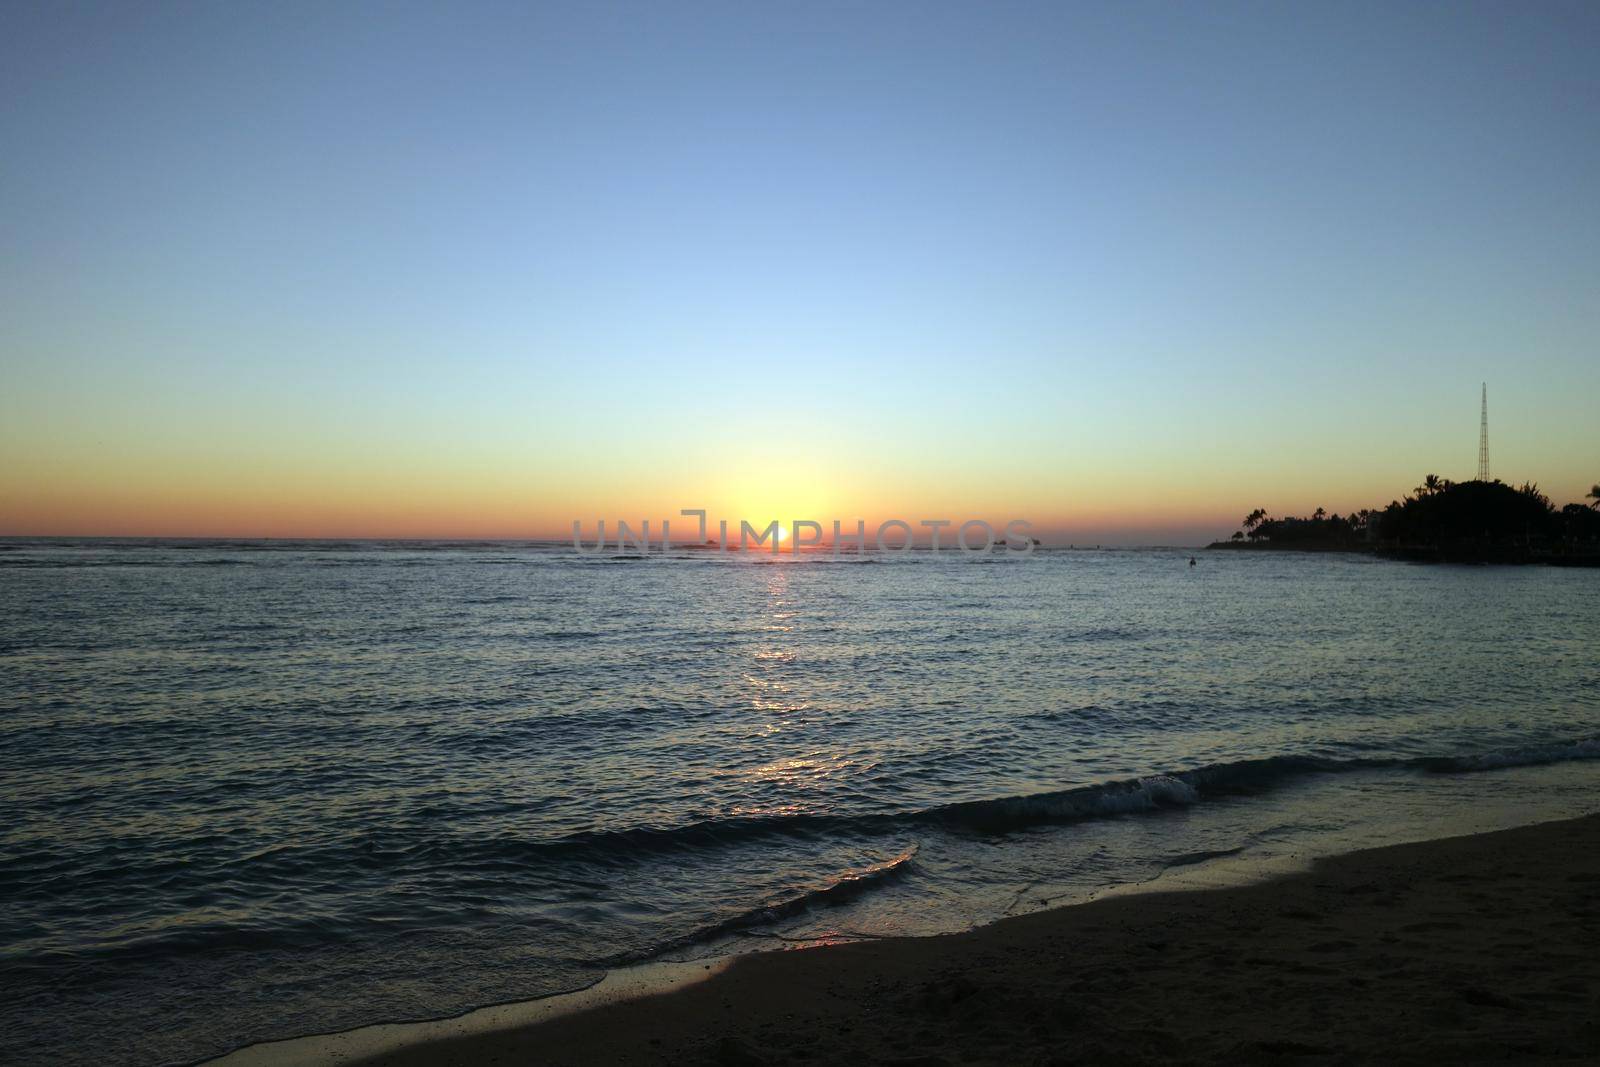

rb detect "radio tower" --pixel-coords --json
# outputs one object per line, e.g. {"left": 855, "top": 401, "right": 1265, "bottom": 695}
{"left": 1476, "top": 382, "right": 1490, "bottom": 482}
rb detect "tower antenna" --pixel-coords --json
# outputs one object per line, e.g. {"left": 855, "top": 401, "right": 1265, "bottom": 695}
{"left": 1477, "top": 382, "right": 1490, "bottom": 482}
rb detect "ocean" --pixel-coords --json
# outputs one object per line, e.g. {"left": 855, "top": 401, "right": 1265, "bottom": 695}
{"left": 2, "top": 539, "right": 1597, "bottom": 1065}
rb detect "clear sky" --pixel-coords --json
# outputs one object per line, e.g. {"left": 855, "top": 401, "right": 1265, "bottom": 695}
{"left": 2, "top": 1, "right": 1597, "bottom": 543}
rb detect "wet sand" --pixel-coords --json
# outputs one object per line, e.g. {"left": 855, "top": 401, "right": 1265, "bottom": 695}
{"left": 357, "top": 814, "right": 1600, "bottom": 1066}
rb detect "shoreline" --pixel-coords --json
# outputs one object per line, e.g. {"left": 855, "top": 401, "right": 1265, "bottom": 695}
{"left": 217, "top": 812, "right": 1600, "bottom": 1066}
{"left": 1205, "top": 541, "right": 1600, "bottom": 566}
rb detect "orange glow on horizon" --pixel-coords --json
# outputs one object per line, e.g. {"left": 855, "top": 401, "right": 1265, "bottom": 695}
{"left": 4, "top": 442, "right": 1594, "bottom": 544}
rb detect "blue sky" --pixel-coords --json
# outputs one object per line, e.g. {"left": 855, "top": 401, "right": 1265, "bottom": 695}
{"left": 3, "top": 2, "right": 1597, "bottom": 540}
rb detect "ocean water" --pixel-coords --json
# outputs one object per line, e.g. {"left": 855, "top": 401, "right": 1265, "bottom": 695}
{"left": 2, "top": 539, "right": 1598, "bottom": 1065}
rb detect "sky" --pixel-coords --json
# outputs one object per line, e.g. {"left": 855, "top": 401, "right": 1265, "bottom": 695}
{"left": 2, "top": 1, "right": 1597, "bottom": 544}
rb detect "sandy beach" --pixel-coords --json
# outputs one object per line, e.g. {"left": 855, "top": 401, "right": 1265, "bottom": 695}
{"left": 350, "top": 814, "right": 1600, "bottom": 1066}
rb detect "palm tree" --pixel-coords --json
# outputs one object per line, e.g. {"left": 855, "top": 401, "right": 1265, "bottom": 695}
{"left": 1415, "top": 474, "right": 1445, "bottom": 497}
{"left": 1588, "top": 484, "right": 1600, "bottom": 510}
{"left": 1243, "top": 508, "right": 1267, "bottom": 531}
{"left": 1313, "top": 507, "right": 1327, "bottom": 521}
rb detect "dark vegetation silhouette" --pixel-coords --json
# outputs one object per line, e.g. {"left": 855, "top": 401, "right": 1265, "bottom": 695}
{"left": 1213, "top": 477, "right": 1600, "bottom": 564}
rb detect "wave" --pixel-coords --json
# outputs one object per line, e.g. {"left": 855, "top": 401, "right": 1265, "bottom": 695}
{"left": 533, "top": 755, "right": 1338, "bottom": 855}
{"left": 12, "top": 737, "right": 1594, "bottom": 974}
{"left": 584, "top": 737, "right": 1600, "bottom": 963}
{"left": 925, "top": 738, "right": 1600, "bottom": 831}
{"left": 538, "top": 737, "right": 1600, "bottom": 854}
{"left": 1417, "top": 736, "right": 1600, "bottom": 772}
{"left": 13, "top": 739, "right": 1596, "bottom": 907}
{"left": 615, "top": 846, "right": 919, "bottom": 963}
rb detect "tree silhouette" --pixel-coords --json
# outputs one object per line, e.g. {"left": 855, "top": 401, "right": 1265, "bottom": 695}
{"left": 1415, "top": 474, "right": 1447, "bottom": 497}
{"left": 1215, "top": 477, "right": 1600, "bottom": 558}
